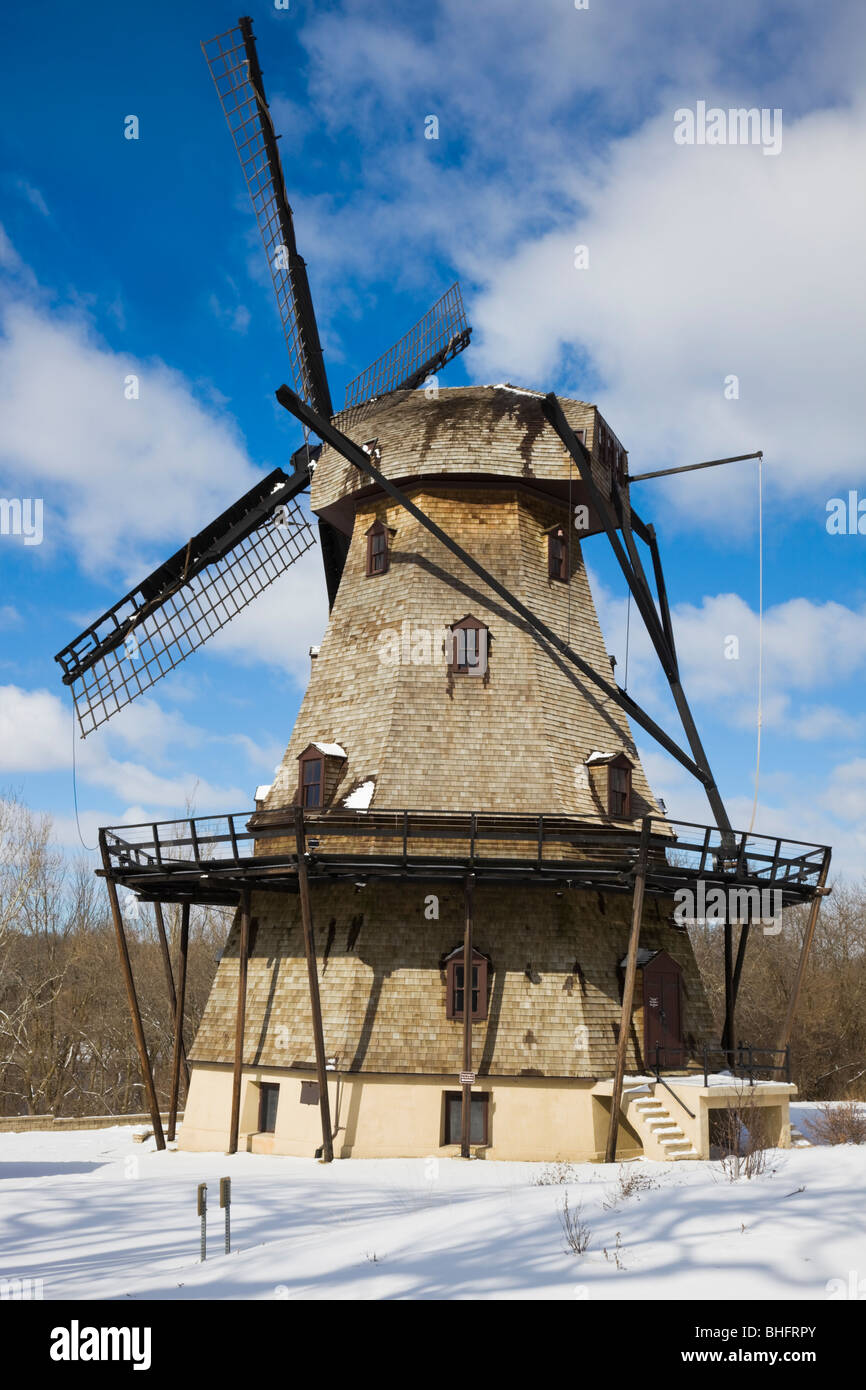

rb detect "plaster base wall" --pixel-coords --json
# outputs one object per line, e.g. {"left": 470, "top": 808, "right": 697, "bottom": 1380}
{"left": 178, "top": 1064, "right": 642, "bottom": 1162}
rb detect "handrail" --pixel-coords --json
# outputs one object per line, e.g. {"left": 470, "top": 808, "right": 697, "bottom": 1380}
{"left": 99, "top": 808, "right": 830, "bottom": 900}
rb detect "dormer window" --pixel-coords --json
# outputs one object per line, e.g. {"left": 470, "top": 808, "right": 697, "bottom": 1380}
{"left": 547, "top": 526, "right": 568, "bottom": 582}
{"left": 608, "top": 760, "right": 632, "bottom": 818}
{"left": 445, "top": 947, "right": 489, "bottom": 1021}
{"left": 299, "top": 751, "right": 323, "bottom": 808}
{"left": 585, "top": 750, "right": 634, "bottom": 819}
{"left": 297, "top": 741, "right": 347, "bottom": 809}
{"left": 448, "top": 615, "right": 488, "bottom": 676}
{"left": 366, "top": 520, "right": 389, "bottom": 576}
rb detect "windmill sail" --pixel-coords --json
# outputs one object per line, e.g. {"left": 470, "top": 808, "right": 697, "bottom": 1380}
{"left": 201, "top": 17, "right": 332, "bottom": 416}
{"left": 343, "top": 282, "right": 471, "bottom": 410}
{"left": 55, "top": 470, "right": 316, "bottom": 737}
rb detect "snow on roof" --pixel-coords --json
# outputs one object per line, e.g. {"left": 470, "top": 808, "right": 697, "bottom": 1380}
{"left": 254, "top": 784, "right": 272, "bottom": 803}
{"left": 586, "top": 749, "right": 632, "bottom": 766}
{"left": 619, "top": 947, "right": 659, "bottom": 969}
{"left": 491, "top": 382, "right": 544, "bottom": 398}
{"left": 309, "top": 742, "right": 347, "bottom": 759}
{"left": 342, "top": 779, "right": 375, "bottom": 810}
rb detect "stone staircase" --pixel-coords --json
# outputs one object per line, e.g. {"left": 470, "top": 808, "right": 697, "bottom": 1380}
{"left": 622, "top": 1084, "right": 700, "bottom": 1161}
{"left": 789, "top": 1123, "right": 812, "bottom": 1148}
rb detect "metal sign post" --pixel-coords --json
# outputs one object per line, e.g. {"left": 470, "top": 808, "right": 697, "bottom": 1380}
{"left": 220, "top": 1176, "right": 232, "bottom": 1254}
{"left": 197, "top": 1182, "right": 207, "bottom": 1261}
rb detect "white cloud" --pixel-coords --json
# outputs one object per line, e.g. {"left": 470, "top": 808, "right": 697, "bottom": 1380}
{"left": 293, "top": 2, "right": 866, "bottom": 523}
{"left": 637, "top": 741, "right": 863, "bottom": 881}
{"left": 0, "top": 225, "right": 24, "bottom": 273}
{"left": 207, "top": 544, "right": 328, "bottom": 682}
{"left": 0, "top": 686, "right": 68, "bottom": 772}
{"left": 0, "top": 227, "right": 323, "bottom": 683}
{"left": 821, "top": 759, "right": 866, "bottom": 824}
{"left": 0, "top": 685, "right": 248, "bottom": 819}
{"left": 0, "top": 280, "right": 259, "bottom": 578}
{"left": 15, "top": 180, "right": 49, "bottom": 218}
{"left": 470, "top": 98, "right": 866, "bottom": 510}
{"left": 591, "top": 571, "right": 866, "bottom": 740}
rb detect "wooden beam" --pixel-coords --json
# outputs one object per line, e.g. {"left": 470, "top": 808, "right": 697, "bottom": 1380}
{"left": 228, "top": 888, "right": 251, "bottom": 1155}
{"left": 295, "top": 807, "right": 334, "bottom": 1163}
{"left": 461, "top": 872, "right": 475, "bottom": 1159}
{"left": 167, "top": 901, "right": 190, "bottom": 1143}
{"left": 645, "top": 522, "right": 678, "bottom": 672}
{"left": 628, "top": 452, "right": 762, "bottom": 484}
{"left": 777, "top": 851, "right": 832, "bottom": 1051}
{"left": 722, "top": 917, "right": 735, "bottom": 1061}
{"left": 605, "top": 818, "right": 651, "bottom": 1164}
{"left": 731, "top": 903, "right": 753, "bottom": 1010}
{"left": 275, "top": 385, "right": 709, "bottom": 787}
{"left": 99, "top": 834, "right": 165, "bottom": 1150}
{"left": 154, "top": 901, "right": 189, "bottom": 1091}
{"left": 542, "top": 392, "right": 734, "bottom": 843}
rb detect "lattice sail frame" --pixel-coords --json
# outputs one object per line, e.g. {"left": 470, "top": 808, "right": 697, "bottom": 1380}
{"left": 344, "top": 283, "right": 471, "bottom": 409}
{"left": 57, "top": 496, "right": 315, "bottom": 738}
{"left": 201, "top": 20, "right": 326, "bottom": 412}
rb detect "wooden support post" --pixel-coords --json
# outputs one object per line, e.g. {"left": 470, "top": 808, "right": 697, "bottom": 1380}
{"left": 777, "top": 851, "right": 832, "bottom": 1052}
{"left": 228, "top": 888, "right": 251, "bottom": 1155}
{"left": 722, "top": 916, "right": 735, "bottom": 1061}
{"left": 99, "top": 835, "right": 165, "bottom": 1151}
{"left": 295, "top": 807, "right": 334, "bottom": 1163}
{"left": 731, "top": 903, "right": 753, "bottom": 1011}
{"left": 460, "top": 872, "right": 475, "bottom": 1159}
{"left": 154, "top": 901, "right": 189, "bottom": 1091}
{"left": 167, "top": 902, "right": 190, "bottom": 1143}
{"left": 605, "top": 818, "right": 651, "bottom": 1164}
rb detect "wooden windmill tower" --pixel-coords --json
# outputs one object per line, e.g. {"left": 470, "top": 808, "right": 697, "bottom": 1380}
{"left": 54, "top": 18, "right": 830, "bottom": 1163}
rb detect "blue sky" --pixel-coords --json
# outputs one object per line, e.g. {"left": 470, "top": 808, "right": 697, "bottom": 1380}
{"left": 0, "top": 0, "right": 864, "bottom": 876}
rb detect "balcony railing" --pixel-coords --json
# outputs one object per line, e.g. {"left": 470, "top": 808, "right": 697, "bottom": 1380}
{"left": 100, "top": 808, "right": 830, "bottom": 905}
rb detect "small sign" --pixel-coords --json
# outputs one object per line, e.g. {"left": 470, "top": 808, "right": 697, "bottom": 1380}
{"left": 459, "top": 1072, "right": 475, "bottom": 1086}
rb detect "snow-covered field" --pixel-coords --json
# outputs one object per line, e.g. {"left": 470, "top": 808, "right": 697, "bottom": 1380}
{"left": 0, "top": 1107, "right": 863, "bottom": 1301}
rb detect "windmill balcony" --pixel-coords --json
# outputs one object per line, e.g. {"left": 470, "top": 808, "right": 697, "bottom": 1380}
{"left": 99, "top": 808, "right": 829, "bottom": 910}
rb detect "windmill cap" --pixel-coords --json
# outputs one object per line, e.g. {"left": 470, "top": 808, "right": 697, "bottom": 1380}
{"left": 312, "top": 385, "right": 627, "bottom": 533}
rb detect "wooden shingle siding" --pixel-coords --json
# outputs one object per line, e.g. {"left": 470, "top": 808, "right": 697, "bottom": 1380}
{"left": 188, "top": 884, "right": 713, "bottom": 1079}
{"left": 264, "top": 485, "right": 659, "bottom": 821}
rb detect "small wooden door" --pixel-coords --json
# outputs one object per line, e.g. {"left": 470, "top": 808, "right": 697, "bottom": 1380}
{"left": 643, "top": 952, "right": 683, "bottom": 1065}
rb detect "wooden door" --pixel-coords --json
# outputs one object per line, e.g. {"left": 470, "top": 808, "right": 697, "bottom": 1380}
{"left": 643, "top": 952, "right": 683, "bottom": 1066}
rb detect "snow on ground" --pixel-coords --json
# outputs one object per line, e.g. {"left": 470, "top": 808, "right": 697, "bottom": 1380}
{"left": 0, "top": 1126, "right": 864, "bottom": 1300}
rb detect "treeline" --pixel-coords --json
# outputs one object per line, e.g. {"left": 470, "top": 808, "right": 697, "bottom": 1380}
{"left": 1, "top": 793, "right": 864, "bottom": 1115}
{"left": 0, "top": 795, "right": 229, "bottom": 1118}
{"left": 691, "top": 879, "right": 866, "bottom": 1100}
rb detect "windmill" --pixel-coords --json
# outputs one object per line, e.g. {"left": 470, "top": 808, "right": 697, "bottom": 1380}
{"left": 56, "top": 18, "right": 830, "bottom": 1164}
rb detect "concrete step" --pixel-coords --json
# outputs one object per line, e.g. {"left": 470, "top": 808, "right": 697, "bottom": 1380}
{"left": 625, "top": 1087, "right": 700, "bottom": 1161}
